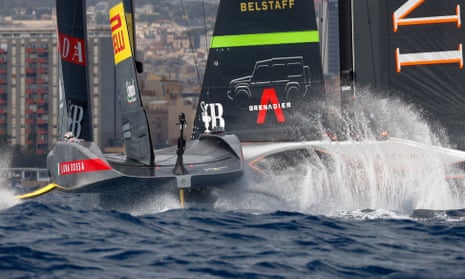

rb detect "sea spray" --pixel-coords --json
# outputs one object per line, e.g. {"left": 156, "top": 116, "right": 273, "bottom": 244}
{"left": 219, "top": 90, "right": 465, "bottom": 215}
{"left": 320, "top": 90, "right": 461, "bottom": 212}
{"left": 0, "top": 149, "right": 21, "bottom": 209}
{"left": 327, "top": 89, "right": 448, "bottom": 146}
{"left": 0, "top": 188, "right": 20, "bottom": 209}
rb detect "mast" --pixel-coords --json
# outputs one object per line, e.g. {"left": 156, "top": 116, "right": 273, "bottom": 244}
{"left": 338, "top": 0, "right": 355, "bottom": 111}
{"left": 122, "top": 0, "right": 143, "bottom": 73}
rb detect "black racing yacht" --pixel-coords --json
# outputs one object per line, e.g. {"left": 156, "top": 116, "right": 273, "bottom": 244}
{"left": 19, "top": 0, "right": 243, "bottom": 208}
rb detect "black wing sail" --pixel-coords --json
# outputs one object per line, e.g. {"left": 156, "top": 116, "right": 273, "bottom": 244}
{"left": 352, "top": 0, "right": 465, "bottom": 149}
{"left": 110, "top": 2, "right": 154, "bottom": 166}
{"left": 56, "top": 0, "right": 93, "bottom": 141}
{"left": 192, "top": 0, "right": 326, "bottom": 142}
{"left": 122, "top": 0, "right": 143, "bottom": 73}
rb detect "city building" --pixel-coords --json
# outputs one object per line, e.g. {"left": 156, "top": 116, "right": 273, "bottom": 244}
{"left": 0, "top": 22, "right": 115, "bottom": 155}
{"left": 0, "top": 21, "right": 200, "bottom": 157}
{"left": 142, "top": 73, "right": 197, "bottom": 148}
{"left": 0, "top": 2, "right": 217, "bottom": 167}
{"left": 0, "top": 24, "right": 58, "bottom": 155}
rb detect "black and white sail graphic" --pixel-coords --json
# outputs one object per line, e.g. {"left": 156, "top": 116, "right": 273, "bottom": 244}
{"left": 193, "top": 0, "right": 326, "bottom": 141}
{"left": 56, "top": 0, "right": 93, "bottom": 141}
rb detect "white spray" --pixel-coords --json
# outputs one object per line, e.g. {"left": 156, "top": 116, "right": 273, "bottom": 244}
{"left": 217, "top": 90, "right": 465, "bottom": 215}
{"left": 0, "top": 149, "right": 21, "bottom": 209}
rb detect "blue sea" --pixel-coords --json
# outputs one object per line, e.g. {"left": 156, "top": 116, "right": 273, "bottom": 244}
{"left": 2, "top": 182, "right": 465, "bottom": 279}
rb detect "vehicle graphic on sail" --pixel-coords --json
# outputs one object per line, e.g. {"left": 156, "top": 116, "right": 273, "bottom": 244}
{"left": 227, "top": 56, "right": 311, "bottom": 109}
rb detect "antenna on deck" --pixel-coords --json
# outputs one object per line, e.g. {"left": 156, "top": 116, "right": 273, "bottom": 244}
{"left": 173, "top": 113, "right": 188, "bottom": 175}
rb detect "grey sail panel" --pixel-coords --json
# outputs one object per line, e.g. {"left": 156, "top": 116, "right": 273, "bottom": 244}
{"left": 352, "top": 0, "right": 465, "bottom": 149}
{"left": 55, "top": 0, "right": 93, "bottom": 141}
{"left": 110, "top": 2, "right": 154, "bottom": 166}
{"left": 192, "top": 0, "right": 326, "bottom": 142}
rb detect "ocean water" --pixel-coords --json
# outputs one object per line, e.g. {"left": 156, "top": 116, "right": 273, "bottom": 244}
{"left": 2, "top": 182, "right": 465, "bottom": 279}
{"left": 3, "top": 92, "right": 465, "bottom": 278}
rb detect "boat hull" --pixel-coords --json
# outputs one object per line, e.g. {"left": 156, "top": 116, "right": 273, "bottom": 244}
{"left": 46, "top": 134, "right": 244, "bottom": 202}
{"left": 242, "top": 137, "right": 465, "bottom": 186}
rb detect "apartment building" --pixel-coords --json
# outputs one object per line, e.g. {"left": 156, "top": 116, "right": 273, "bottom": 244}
{"left": 0, "top": 24, "right": 115, "bottom": 155}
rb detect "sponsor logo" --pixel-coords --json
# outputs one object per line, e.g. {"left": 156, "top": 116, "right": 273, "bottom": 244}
{"left": 110, "top": 3, "right": 132, "bottom": 64}
{"left": 122, "top": 122, "right": 131, "bottom": 139}
{"left": 392, "top": 0, "right": 463, "bottom": 72}
{"left": 200, "top": 101, "right": 225, "bottom": 133}
{"left": 67, "top": 103, "right": 84, "bottom": 138}
{"left": 252, "top": 88, "right": 290, "bottom": 124}
{"left": 58, "top": 158, "right": 112, "bottom": 175}
{"left": 58, "top": 32, "right": 85, "bottom": 66}
{"left": 126, "top": 79, "right": 137, "bottom": 103}
{"left": 240, "top": 0, "right": 295, "bottom": 12}
{"left": 110, "top": 14, "right": 125, "bottom": 54}
{"left": 227, "top": 57, "right": 308, "bottom": 124}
